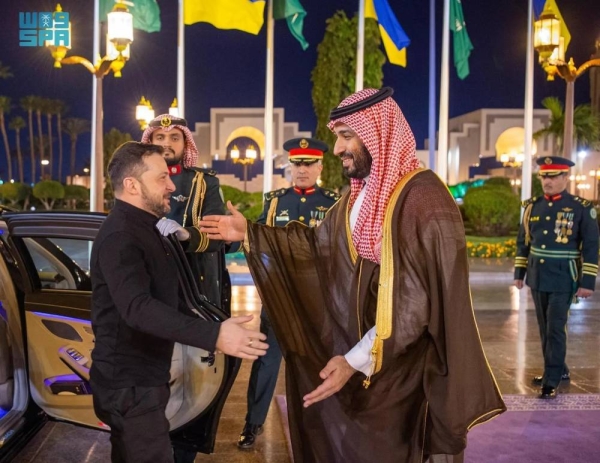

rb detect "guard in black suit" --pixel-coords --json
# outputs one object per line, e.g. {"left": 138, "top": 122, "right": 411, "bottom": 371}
{"left": 514, "top": 156, "right": 599, "bottom": 399}
{"left": 142, "top": 114, "right": 237, "bottom": 463}
{"left": 142, "top": 114, "right": 235, "bottom": 312}
{"left": 238, "top": 138, "right": 340, "bottom": 449}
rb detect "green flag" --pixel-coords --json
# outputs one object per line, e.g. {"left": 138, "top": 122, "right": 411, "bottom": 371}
{"left": 450, "top": 0, "right": 473, "bottom": 79}
{"left": 100, "top": 0, "right": 161, "bottom": 33}
{"left": 273, "top": 0, "right": 308, "bottom": 50}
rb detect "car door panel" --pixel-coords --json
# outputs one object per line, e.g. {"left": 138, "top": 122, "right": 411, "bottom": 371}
{"left": 3, "top": 213, "right": 239, "bottom": 454}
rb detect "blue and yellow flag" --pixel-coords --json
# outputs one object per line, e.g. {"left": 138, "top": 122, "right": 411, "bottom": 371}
{"left": 184, "top": 0, "right": 265, "bottom": 35}
{"left": 365, "top": 0, "right": 410, "bottom": 67}
{"left": 533, "top": 0, "right": 571, "bottom": 54}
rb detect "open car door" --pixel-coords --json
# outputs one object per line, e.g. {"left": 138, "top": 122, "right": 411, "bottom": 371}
{"left": 2, "top": 212, "right": 240, "bottom": 454}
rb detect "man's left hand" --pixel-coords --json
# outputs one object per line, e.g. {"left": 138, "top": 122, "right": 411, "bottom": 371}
{"left": 576, "top": 287, "right": 593, "bottom": 299}
{"left": 156, "top": 218, "right": 190, "bottom": 241}
{"left": 302, "top": 356, "right": 356, "bottom": 408}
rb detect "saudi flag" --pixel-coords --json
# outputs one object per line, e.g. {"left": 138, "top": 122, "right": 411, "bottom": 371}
{"left": 450, "top": 0, "right": 473, "bottom": 80}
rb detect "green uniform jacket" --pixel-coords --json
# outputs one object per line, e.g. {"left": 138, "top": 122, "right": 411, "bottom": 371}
{"left": 514, "top": 191, "right": 599, "bottom": 292}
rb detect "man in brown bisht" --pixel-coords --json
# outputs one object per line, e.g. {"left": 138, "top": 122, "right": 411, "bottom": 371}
{"left": 199, "top": 87, "right": 505, "bottom": 463}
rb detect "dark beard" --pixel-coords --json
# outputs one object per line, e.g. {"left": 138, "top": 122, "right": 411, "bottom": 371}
{"left": 342, "top": 144, "right": 372, "bottom": 179}
{"left": 164, "top": 149, "right": 183, "bottom": 167}
{"left": 140, "top": 183, "right": 170, "bottom": 217}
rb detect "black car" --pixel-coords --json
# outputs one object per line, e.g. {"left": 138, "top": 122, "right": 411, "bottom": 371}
{"left": 0, "top": 211, "right": 240, "bottom": 461}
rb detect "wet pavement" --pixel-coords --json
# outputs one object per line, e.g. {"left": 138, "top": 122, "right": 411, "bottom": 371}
{"left": 14, "top": 259, "right": 600, "bottom": 462}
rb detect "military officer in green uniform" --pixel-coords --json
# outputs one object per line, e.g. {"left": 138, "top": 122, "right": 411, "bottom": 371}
{"left": 514, "top": 156, "right": 599, "bottom": 399}
{"left": 238, "top": 137, "right": 340, "bottom": 449}
{"left": 143, "top": 114, "right": 237, "bottom": 463}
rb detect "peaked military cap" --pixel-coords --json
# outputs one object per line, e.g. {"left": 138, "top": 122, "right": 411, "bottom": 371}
{"left": 536, "top": 156, "right": 575, "bottom": 177}
{"left": 148, "top": 115, "right": 188, "bottom": 128}
{"left": 284, "top": 137, "right": 328, "bottom": 163}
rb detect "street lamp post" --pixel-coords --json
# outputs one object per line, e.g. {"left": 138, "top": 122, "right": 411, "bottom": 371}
{"left": 230, "top": 145, "right": 257, "bottom": 192}
{"left": 534, "top": 6, "right": 600, "bottom": 164}
{"left": 500, "top": 153, "right": 524, "bottom": 194}
{"left": 135, "top": 97, "right": 154, "bottom": 131}
{"left": 45, "top": 2, "right": 133, "bottom": 212}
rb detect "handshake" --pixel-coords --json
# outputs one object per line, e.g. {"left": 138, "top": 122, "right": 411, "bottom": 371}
{"left": 156, "top": 218, "right": 190, "bottom": 241}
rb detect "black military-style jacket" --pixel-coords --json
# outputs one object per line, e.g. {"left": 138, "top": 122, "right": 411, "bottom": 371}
{"left": 168, "top": 166, "right": 224, "bottom": 252}
{"left": 257, "top": 185, "right": 340, "bottom": 227}
{"left": 514, "top": 190, "right": 599, "bottom": 292}
{"left": 167, "top": 165, "right": 229, "bottom": 309}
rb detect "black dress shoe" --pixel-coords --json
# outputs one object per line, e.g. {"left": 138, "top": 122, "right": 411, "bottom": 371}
{"left": 238, "top": 423, "right": 264, "bottom": 449}
{"left": 539, "top": 386, "right": 558, "bottom": 399}
{"left": 532, "top": 373, "right": 570, "bottom": 385}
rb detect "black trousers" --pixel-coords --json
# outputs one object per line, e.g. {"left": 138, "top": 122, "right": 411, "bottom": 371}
{"left": 530, "top": 289, "right": 573, "bottom": 388}
{"left": 246, "top": 308, "right": 282, "bottom": 425}
{"left": 92, "top": 382, "right": 173, "bottom": 463}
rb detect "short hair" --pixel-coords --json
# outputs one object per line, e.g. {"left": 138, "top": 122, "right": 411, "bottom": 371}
{"left": 108, "top": 141, "right": 164, "bottom": 194}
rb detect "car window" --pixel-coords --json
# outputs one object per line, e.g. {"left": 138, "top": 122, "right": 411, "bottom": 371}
{"left": 22, "top": 238, "right": 92, "bottom": 291}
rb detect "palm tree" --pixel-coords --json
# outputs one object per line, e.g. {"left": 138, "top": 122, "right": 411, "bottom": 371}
{"left": 534, "top": 96, "right": 600, "bottom": 154}
{"left": 9, "top": 116, "right": 26, "bottom": 183}
{"left": 0, "top": 96, "right": 13, "bottom": 181}
{"left": 33, "top": 96, "right": 45, "bottom": 178}
{"left": 54, "top": 100, "right": 67, "bottom": 183}
{"left": 63, "top": 118, "right": 90, "bottom": 184}
{"left": 0, "top": 62, "right": 12, "bottom": 80}
{"left": 20, "top": 95, "right": 37, "bottom": 183}
{"left": 42, "top": 98, "right": 55, "bottom": 179}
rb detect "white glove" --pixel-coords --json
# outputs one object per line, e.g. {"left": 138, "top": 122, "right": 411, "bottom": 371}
{"left": 156, "top": 218, "right": 190, "bottom": 241}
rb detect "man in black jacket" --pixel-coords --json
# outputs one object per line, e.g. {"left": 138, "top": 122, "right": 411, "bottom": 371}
{"left": 90, "top": 141, "right": 268, "bottom": 463}
{"left": 142, "top": 114, "right": 232, "bottom": 312}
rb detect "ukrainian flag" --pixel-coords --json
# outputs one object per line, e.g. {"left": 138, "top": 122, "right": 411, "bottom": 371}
{"left": 365, "top": 0, "right": 410, "bottom": 67}
{"left": 184, "top": 0, "right": 266, "bottom": 35}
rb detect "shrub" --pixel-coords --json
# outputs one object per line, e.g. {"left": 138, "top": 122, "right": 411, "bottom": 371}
{"left": 463, "top": 186, "right": 520, "bottom": 236}
{"left": 484, "top": 177, "right": 512, "bottom": 190}
{"left": 64, "top": 185, "right": 90, "bottom": 210}
{"left": 0, "top": 182, "right": 31, "bottom": 209}
{"left": 33, "top": 180, "right": 65, "bottom": 210}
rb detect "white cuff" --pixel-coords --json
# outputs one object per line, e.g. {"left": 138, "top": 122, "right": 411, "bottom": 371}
{"left": 344, "top": 327, "right": 376, "bottom": 376}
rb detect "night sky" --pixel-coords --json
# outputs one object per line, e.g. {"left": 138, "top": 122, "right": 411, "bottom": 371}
{"left": 1, "top": 0, "right": 599, "bottom": 180}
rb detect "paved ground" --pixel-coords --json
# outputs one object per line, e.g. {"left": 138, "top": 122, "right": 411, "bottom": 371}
{"left": 14, "top": 259, "right": 600, "bottom": 462}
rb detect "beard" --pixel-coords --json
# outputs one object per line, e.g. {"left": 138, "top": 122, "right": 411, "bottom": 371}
{"left": 163, "top": 148, "right": 184, "bottom": 167}
{"left": 140, "top": 182, "right": 171, "bottom": 217}
{"left": 341, "top": 143, "right": 372, "bottom": 179}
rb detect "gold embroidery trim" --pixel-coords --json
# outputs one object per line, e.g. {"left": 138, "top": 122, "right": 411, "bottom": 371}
{"left": 266, "top": 197, "right": 279, "bottom": 227}
{"left": 345, "top": 198, "right": 358, "bottom": 265}
{"left": 523, "top": 202, "right": 534, "bottom": 246}
{"left": 364, "top": 168, "right": 426, "bottom": 388}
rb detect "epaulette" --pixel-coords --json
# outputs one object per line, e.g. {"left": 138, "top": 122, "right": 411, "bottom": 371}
{"left": 521, "top": 196, "right": 540, "bottom": 208}
{"left": 574, "top": 196, "right": 592, "bottom": 207}
{"left": 321, "top": 188, "right": 341, "bottom": 201}
{"left": 188, "top": 166, "right": 217, "bottom": 176}
{"left": 264, "top": 188, "right": 288, "bottom": 201}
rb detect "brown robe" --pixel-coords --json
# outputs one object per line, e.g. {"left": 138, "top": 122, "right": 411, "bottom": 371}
{"left": 245, "top": 170, "right": 505, "bottom": 463}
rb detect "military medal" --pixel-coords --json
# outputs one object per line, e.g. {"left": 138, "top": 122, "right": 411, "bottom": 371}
{"left": 309, "top": 211, "right": 317, "bottom": 227}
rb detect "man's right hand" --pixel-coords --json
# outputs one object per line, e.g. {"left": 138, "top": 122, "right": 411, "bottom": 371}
{"left": 215, "top": 315, "right": 268, "bottom": 360}
{"left": 199, "top": 201, "right": 247, "bottom": 242}
{"left": 514, "top": 280, "right": 524, "bottom": 289}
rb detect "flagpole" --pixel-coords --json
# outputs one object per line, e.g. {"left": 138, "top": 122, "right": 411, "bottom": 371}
{"left": 437, "top": 0, "right": 449, "bottom": 184}
{"left": 428, "top": 0, "right": 436, "bottom": 171}
{"left": 521, "top": 0, "right": 534, "bottom": 205}
{"left": 177, "top": 0, "right": 185, "bottom": 118}
{"left": 355, "top": 0, "right": 365, "bottom": 92}
{"left": 90, "top": 0, "right": 103, "bottom": 211}
{"left": 263, "top": 0, "right": 274, "bottom": 194}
